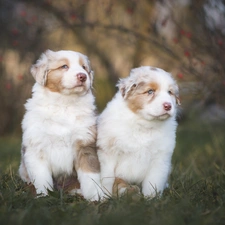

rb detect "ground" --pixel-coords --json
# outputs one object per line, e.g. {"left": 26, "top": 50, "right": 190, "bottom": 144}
{"left": 0, "top": 117, "right": 225, "bottom": 225}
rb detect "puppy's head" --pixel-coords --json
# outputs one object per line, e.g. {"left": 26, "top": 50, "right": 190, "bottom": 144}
{"left": 117, "top": 66, "right": 181, "bottom": 121}
{"left": 31, "top": 50, "right": 94, "bottom": 95}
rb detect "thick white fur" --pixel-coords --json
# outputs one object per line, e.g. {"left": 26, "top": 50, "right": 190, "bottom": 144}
{"left": 97, "top": 66, "right": 180, "bottom": 198}
{"left": 19, "top": 50, "right": 102, "bottom": 201}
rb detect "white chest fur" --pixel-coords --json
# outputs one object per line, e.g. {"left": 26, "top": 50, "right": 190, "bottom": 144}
{"left": 97, "top": 93, "right": 177, "bottom": 196}
{"left": 106, "top": 118, "right": 176, "bottom": 184}
{"left": 22, "top": 85, "right": 96, "bottom": 177}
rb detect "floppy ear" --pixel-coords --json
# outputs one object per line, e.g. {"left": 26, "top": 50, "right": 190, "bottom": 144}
{"left": 30, "top": 50, "right": 54, "bottom": 86}
{"left": 176, "top": 95, "right": 181, "bottom": 105}
{"left": 174, "top": 84, "right": 181, "bottom": 105}
{"left": 89, "top": 70, "right": 94, "bottom": 86}
{"left": 117, "top": 79, "right": 137, "bottom": 99}
{"left": 85, "top": 56, "right": 94, "bottom": 85}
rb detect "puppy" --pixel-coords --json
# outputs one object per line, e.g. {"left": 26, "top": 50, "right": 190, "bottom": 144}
{"left": 97, "top": 66, "right": 181, "bottom": 198}
{"left": 19, "top": 50, "right": 102, "bottom": 201}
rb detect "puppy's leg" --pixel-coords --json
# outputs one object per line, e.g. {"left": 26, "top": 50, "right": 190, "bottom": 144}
{"left": 21, "top": 150, "right": 53, "bottom": 196}
{"left": 19, "top": 159, "right": 31, "bottom": 183}
{"left": 98, "top": 150, "right": 116, "bottom": 196}
{"left": 142, "top": 158, "right": 171, "bottom": 197}
{"left": 75, "top": 144, "right": 103, "bottom": 201}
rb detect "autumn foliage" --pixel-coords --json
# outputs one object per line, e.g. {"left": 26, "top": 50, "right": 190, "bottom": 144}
{"left": 0, "top": 0, "right": 225, "bottom": 134}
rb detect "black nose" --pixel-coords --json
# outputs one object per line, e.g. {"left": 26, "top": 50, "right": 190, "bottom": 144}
{"left": 163, "top": 102, "right": 172, "bottom": 111}
{"left": 77, "top": 73, "right": 87, "bottom": 82}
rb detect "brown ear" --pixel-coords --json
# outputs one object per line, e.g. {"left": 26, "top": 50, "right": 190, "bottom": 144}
{"left": 30, "top": 50, "right": 54, "bottom": 86}
{"left": 118, "top": 80, "right": 137, "bottom": 99}
{"left": 172, "top": 83, "right": 181, "bottom": 105}
{"left": 176, "top": 96, "right": 181, "bottom": 105}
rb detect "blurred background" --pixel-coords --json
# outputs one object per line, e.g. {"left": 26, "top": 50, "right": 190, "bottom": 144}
{"left": 1, "top": 2, "right": 225, "bottom": 222}
{"left": 0, "top": 0, "right": 225, "bottom": 136}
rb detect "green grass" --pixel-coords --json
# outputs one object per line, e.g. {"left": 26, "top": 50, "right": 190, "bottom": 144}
{"left": 0, "top": 119, "right": 225, "bottom": 225}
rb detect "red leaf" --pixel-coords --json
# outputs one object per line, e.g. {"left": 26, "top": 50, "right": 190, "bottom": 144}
{"left": 17, "top": 74, "right": 23, "bottom": 80}
{"left": 70, "top": 14, "right": 77, "bottom": 21}
{"left": 180, "top": 29, "right": 186, "bottom": 35}
{"left": 184, "top": 51, "right": 190, "bottom": 57}
{"left": 12, "top": 40, "right": 19, "bottom": 46}
{"left": 6, "top": 83, "right": 12, "bottom": 90}
{"left": 186, "top": 32, "right": 192, "bottom": 38}
{"left": 126, "top": 7, "right": 134, "bottom": 15}
{"left": 11, "top": 28, "right": 19, "bottom": 36}
{"left": 20, "top": 10, "right": 27, "bottom": 17}
{"left": 201, "top": 61, "right": 206, "bottom": 66}
{"left": 173, "top": 38, "right": 179, "bottom": 44}
{"left": 177, "top": 73, "right": 184, "bottom": 79}
{"left": 26, "top": 19, "right": 33, "bottom": 25}
{"left": 217, "top": 39, "right": 223, "bottom": 46}
{"left": 44, "top": 0, "right": 52, "bottom": 5}
{"left": 31, "top": 16, "right": 38, "bottom": 23}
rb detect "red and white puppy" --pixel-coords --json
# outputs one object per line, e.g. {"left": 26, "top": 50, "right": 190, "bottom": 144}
{"left": 19, "top": 50, "right": 102, "bottom": 201}
{"left": 97, "top": 66, "right": 180, "bottom": 198}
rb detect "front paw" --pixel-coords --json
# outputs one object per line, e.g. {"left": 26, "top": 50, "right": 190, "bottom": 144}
{"left": 78, "top": 170, "right": 104, "bottom": 201}
{"left": 113, "top": 178, "right": 140, "bottom": 198}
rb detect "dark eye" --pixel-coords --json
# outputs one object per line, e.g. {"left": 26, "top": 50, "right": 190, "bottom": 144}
{"left": 61, "top": 65, "right": 69, "bottom": 69}
{"left": 148, "top": 89, "right": 155, "bottom": 95}
{"left": 82, "top": 65, "right": 86, "bottom": 70}
{"left": 168, "top": 90, "right": 173, "bottom": 95}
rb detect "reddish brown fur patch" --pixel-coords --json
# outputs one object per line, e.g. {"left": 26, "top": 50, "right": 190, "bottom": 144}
{"left": 54, "top": 175, "right": 80, "bottom": 192}
{"left": 75, "top": 143, "right": 100, "bottom": 173}
{"left": 74, "top": 125, "right": 100, "bottom": 173}
{"left": 50, "top": 58, "right": 70, "bottom": 70}
{"left": 176, "top": 96, "right": 181, "bottom": 105}
{"left": 45, "top": 70, "right": 64, "bottom": 92}
{"left": 127, "top": 82, "right": 159, "bottom": 113}
{"left": 124, "top": 83, "right": 137, "bottom": 99}
{"left": 79, "top": 56, "right": 85, "bottom": 69}
{"left": 113, "top": 178, "right": 129, "bottom": 196}
{"left": 146, "top": 82, "right": 159, "bottom": 92}
{"left": 45, "top": 58, "right": 70, "bottom": 92}
{"left": 113, "top": 177, "right": 140, "bottom": 197}
{"left": 168, "top": 84, "right": 181, "bottom": 105}
{"left": 79, "top": 55, "right": 91, "bottom": 78}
